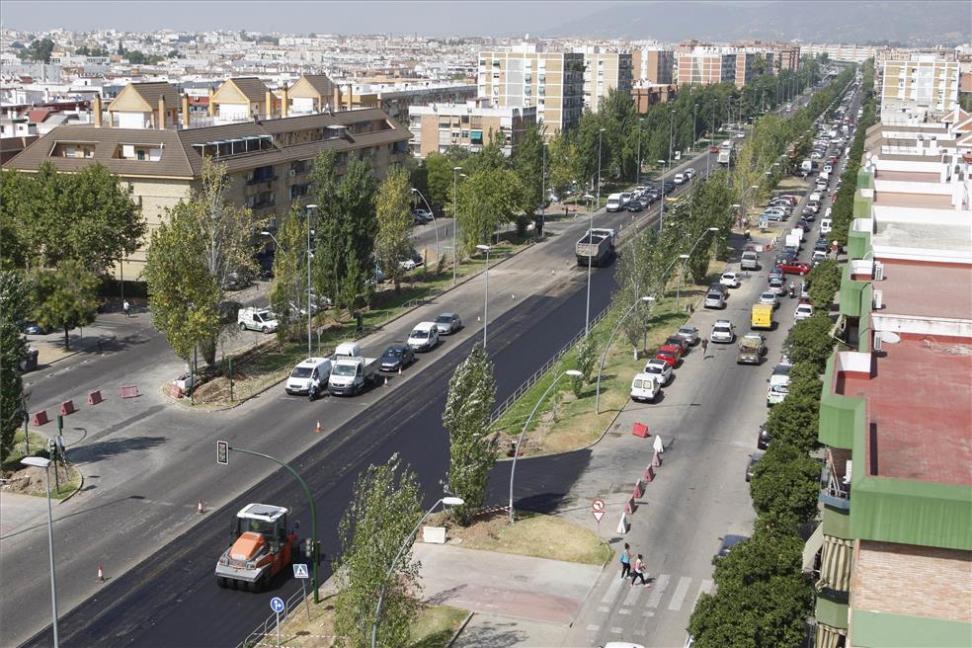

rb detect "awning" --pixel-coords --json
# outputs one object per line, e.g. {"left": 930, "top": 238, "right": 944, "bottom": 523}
{"left": 815, "top": 622, "right": 847, "bottom": 648}
{"left": 803, "top": 524, "right": 825, "bottom": 572}
{"left": 818, "top": 534, "right": 854, "bottom": 591}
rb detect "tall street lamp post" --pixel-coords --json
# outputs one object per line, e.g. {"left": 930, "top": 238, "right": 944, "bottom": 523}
{"left": 508, "top": 369, "right": 582, "bottom": 523}
{"left": 21, "top": 456, "right": 59, "bottom": 648}
{"left": 476, "top": 244, "right": 491, "bottom": 350}
{"left": 409, "top": 188, "right": 440, "bottom": 259}
{"left": 371, "top": 496, "right": 464, "bottom": 648}
{"left": 304, "top": 204, "right": 318, "bottom": 356}
{"left": 587, "top": 127, "right": 606, "bottom": 338}
{"left": 452, "top": 166, "right": 463, "bottom": 285}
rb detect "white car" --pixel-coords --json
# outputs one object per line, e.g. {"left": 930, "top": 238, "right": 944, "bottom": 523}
{"left": 407, "top": 321, "right": 440, "bottom": 351}
{"left": 710, "top": 320, "right": 736, "bottom": 344}
{"left": 673, "top": 173, "right": 686, "bottom": 185}
{"left": 642, "top": 358, "right": 673, "bottom": 386}
{"left": 285, "top": 357, "right": 332, "bottom": 395}
{"left": 400, "top": 258, "right": 418, "bottom": 271}
{"left": 685, "top": 168, "right": 696, "bottom": 179}
{"left": 820, "top": 218, "right": 832, "bottom": 235}
{"left": 720, "top": 272, "right": 740, "bottom": 289}
{"left": 759, "top": 291, "right": 780, "bottom": 309}
{"left": 794, "top": 303, "right": 815, "bottom": 321}
{"left": 630, "top": 373, "right": 661, "bottom": 403}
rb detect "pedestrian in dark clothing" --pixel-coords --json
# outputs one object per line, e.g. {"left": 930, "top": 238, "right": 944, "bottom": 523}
{"left": 630, "top": 554, "right": 650, "bottom": 586}
{"left": 701, "top": 338, "right": 709, "bottom": 358}
{"left": 619, "top": 543, "right": 631, "bottom": 580}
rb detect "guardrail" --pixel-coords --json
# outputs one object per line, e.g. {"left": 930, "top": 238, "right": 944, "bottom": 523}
{"left": 236, "top": 586, "right": 306, "bottom": 648}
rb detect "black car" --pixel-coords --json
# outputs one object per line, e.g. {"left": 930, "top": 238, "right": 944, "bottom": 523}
{"left": 21, "top": 321, "right": 46, "bottom": 335}
{"left": 757, "top": 423, "right": 771, "bottom": 449}
{"left": 714, "top": 534, "right": 749, "bottom": 561}
{"left": 663, "top": 180, "right": 676, "bottom": 194}
{"left": 626, "top": 199, "right": 644, "bottom": 212}
{"left": 814, "top": 240, "right": 830, "bottom": 253}
{"left": 379, "top": 343, "right": 415, "bottom": 372}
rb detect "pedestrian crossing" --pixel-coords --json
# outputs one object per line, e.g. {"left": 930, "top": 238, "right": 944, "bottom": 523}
{"left": 583, "top": 572, "right": 714, "bottom": 638}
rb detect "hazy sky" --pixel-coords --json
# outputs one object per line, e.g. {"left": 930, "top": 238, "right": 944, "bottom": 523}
{"left": 0, "top": 1, "right": 618, "bottom": 36}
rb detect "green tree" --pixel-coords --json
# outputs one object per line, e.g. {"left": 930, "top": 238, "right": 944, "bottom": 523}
{"left": 572, "top": 335, "right": 597, "bottom": 397}
{"left": 268, "top": 207, "right": 308, "bottom": 341}
{"left": 310, "top": 150, "right": 344, "bottom": 306}
{"left": 423, "top": 150, "right": 469, "bottom": 215}
{"left": 512, "top": 123, "right": 545, "bottom": 216}
{"left": 374, "top": 167, "right": 414, "bottom": 291}
{"left": 29, "top": 260, "right": 100, "bottom": 350}
{"left": 334, "top": 454, "right": 422, "bottom": 648}
{"left": 750, "top": 443, "right": 822, "bottom": 530}
{"left": 785, "top": 312, "right": 835, "bottom": 371}
{"left": 0, "top": 271, "right": 30, "bottom": 462}
{"left": 144, "top": 201, "right": 220, "bottom": 362}
{"left": 20, "top": 38, "right": 55, "bottom": 63}
{"left": 337, "top": 159, "right": 378, "bottom": 286}
{"left": 808, "top": 259, "right": 841, "bottom": 309}
{"left": 547, "top": 131, "right": 581, "bottom": 199}
{"left": 766, "top": 361, "right": 822, "bottom": 452}
{"left": 443, "top": 345, "right": 497, "bottom": 525}
{"left": 455, "top": 166, "right": 523, "bottom": 253}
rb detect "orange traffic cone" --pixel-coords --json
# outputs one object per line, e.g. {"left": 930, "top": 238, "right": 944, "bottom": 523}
{"left": 97, "top": 565, "right": 105, "bottom": 582}
{"left": 315, "top": 420, "right": 322, "bottom": 434}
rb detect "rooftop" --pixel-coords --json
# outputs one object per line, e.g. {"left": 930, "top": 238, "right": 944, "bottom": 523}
{"left": 852, "top": 540, "right": 972, "bottom": 622}
{"left": 875, "top": 259, "right": 972, "bottom": 320}
{"left": 838, "top": 334, "right": 972, "bottom": 486}
{"left": 872, "top": 191, "right": 953, "bottom": 209}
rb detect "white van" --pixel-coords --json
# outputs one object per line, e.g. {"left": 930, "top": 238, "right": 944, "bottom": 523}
{"left": 606, "top": 193, "right": 623, "bottom": 212}
{"left": 820, "top": 218, "right": 832, "bottom": 235}
{"left": 237, "top": 307, "right": 279, "bottom": 333}
{"left": 630, "top": 373, "right": 660, "bottom": 403}
{"left": 285, "top": 357, "right": 332, "bottom": 395}
{"left": 407, "top": 322, "right": 439, "bottom": 352}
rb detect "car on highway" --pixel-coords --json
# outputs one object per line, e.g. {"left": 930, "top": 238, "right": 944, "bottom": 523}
{"left": 759, "top": 291, "right": 780, "bottom": 309}
{"left": 285, "top": 357, "right": 332, "bottom": 395}
{"left": 663, "top": 180, "right": 676, "bottom": 194}
{"left": 704, "top": 288, "right": 726, "bottom": 309}
{"left": 675, "top": 325, "right": 700, "bottom": 346}
{"left": 643, "top": 358, "right": 673, "bottom": 386}
{"left": 776, "top": 260, "right": 811, "bottom": 276}
{"left": 794, "top": 302, "right": 815, "bottom": 321}
{"left": 685, "top": 168, "right": 696, "bottom": 180}
{"left": 673, "top": 172, "right": 685, "bottom": 185}
{"left": 434, "top": 312, "right": 463, "bottom": 335}
{"left": 710, "top": 320, "right": 735, "bottom": 344}
{"left": 406, "top": 322, "right": 439, "bottom": 352}
{"left": 626, "top": 198, "right": 644, "bottom": 212}
{"left": 379, "top": 343, "right": 415, "bottom": 372}
{"left": 745, "top": 452, "right": 764, "bottom": 482}
{"left": 720, "top": 271, "right": 740, "bottom": 289}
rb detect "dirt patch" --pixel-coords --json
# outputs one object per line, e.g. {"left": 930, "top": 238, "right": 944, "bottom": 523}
{"left": 1, "top": 462, "right": 81, "bottom": 499}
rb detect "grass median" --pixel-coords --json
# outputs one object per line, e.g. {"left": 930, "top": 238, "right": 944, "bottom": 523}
{"left": 490, "top": 263, "right": 723, "bottom": 458}
{"left": 182, "top": 240, "right": 525, "bottom": 408}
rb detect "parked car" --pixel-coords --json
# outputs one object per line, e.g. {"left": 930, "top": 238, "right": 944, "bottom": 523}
{"left": 407, "top": 322, "right": 439, "bottom": 351}
{"left": 630, "top": 373, "right": 661, "bottom": 404}
{"left": 21, "top": 321, "right": 47, "bottom": 335}
{"left": 714, "top": 534, "right": 749, "bottom": 561}
{"left": 658, "top": 343, "right": 683, "bottom": 365}
{"left": 411, "top": 208, "right": 433, "bottom": 224}
{"left": 675, "top": 325, "right": 700, "bottom": 346}
{"left": 285, "top": 357, "right": 332, "bottom": 396}
{"left": 776, "top": 260, "right": 811, "bottom": 276}
{"left": 794, "top": 302, "right": 815, "bottom": 321}
{"left": 379, "top": 343, "right": 415, "bottom": 372}
{"left": 664, "top": 335, "right": 690, "bottom": 355}
{"left": 720, "top": 271, "right": 740, "bottom": 289}
{"left": 745, "top": 452, "right": 764, "bottom": 482}
{"left": 710, "top": 320, "right": 736, "bottom": 344}
{"left": 642, "top": 358, "right": 673, "bottom": 386}
{"left": 757, "top": 423, "right": 771, "bottom": 450}
{"left": 434, "top": 312, "right": 463, "bottom": 335}
{"left": 820, "top": 218, "right": 832, "bottom": 235}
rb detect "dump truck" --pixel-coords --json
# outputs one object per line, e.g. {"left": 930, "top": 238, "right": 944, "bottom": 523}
{"left": 215, "top": 503, "right": 298, "bottom": 591}
{"left": 718, "top": 140, "right": 735, "bottom": 166}
{"left": 737, "top": 334, "right": 767, "bottom": 365}
{"left": 575, "top": 228, "right": 616, "bottom": 267}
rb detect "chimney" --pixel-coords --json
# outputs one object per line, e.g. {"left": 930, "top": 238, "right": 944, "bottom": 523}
{"left": 265, "top": 90, "right": 274, "bottom": 119}
{"left": 181, "top": 93, "right": 190, "bottom": 128}
{"left": 158, "top": 94, "right": 166, "bottom": 130}
{"left": 93, "top": 94, "right": 103, "bottom": 127}
{"left": 281, "top": 86, "right": 289, "bottom": 118}
{"left": 208, "top": 87, "right": 216, "bottom": 117}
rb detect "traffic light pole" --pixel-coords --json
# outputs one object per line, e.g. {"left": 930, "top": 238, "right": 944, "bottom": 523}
{"left": 218, "top": 444, "right": 321, "bottom": 603}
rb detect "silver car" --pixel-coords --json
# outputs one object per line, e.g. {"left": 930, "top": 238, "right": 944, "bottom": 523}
{"left": 675, "top": 325, "right": 700, "bottom": 346}
{"left": 704, "top": 290, "right": 726, "bottom": 309}
{"left": 434, "top": 312, "right": 463, "bottom": 335}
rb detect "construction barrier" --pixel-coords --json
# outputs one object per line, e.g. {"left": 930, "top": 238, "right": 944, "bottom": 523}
{"left": 652, "top": 450, "right": 662, "bottom": 468}
{"left": 632, "top": 422, "right": 650, "bottom": 438}
{"left": 643, "top": 465, "right": 655, "bottom": 483}
{"left": 59, "top": 400, "right": 76, "bottom": 416}
{"left": 32, "top": 410, "right": 50, "bottom": 426}
{"left": 624, "top": 495, "right": 638, "bottom": 515}
{"left": 87, "top": 390, "right": 104, "bottom": 405}
{"left": 632, "top": 480, "right": 644, "bottom": 499}
{"left": 119, "top": 385, "right": 140, "bottom": 399}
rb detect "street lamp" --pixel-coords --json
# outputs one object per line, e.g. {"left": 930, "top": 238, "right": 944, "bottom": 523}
{"left": 21, "top": 456, "right": 58, "bottom": 648}
{"left": 508, "top": 369, "right": 583, "bottom": 523}
{"left": 476, "top": 244, "right": 491, "bottom": 350}
{"left": 452, "top": 167, "right": 463, "bottom": 285}
{"left": 595, "top": 296, "right": 654, "bottom": 414}
{"left": 586, "top": 127, "right": 605, "bottom": 339}
{"left": 675, "top": 253, "right": 690, "bottom": 310}
{"left": 371, "top": 495, "right": 464, "bottom": 648}
{"left": 658, "top": 159, "right": 669, "bottom": 229}
{"left": 410, "top": 188, "right": 440, "bottom": 259}
{"left": 261, "top": 225, "right": 314, "bottom": 356}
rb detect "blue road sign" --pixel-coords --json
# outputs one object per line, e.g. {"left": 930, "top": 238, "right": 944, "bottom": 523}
{"left": 270, "top": 596, "right": 285, "bottom": 614}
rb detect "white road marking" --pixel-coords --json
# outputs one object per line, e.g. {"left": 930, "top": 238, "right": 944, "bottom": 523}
{"left": 586, "top": 624, "right": 599, "bottom": 632}
{"left": 621, "top": 580, "right": 643, "bottom": 610}
{"left": 610, "top": 627, "right": 623, "bottom": 634}
{"left": 600, "top": 573, "right": 625, "bottom": 604}
{"left": 644, "top": 574, "right": 670, "bottom": 609}
{"left": 691, "top": 579, "right": 715, "bottom": 612}
{"left": 667, "top": 576, "right": 693, "bottom": 611}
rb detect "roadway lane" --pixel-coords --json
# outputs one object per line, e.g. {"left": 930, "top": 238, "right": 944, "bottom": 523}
{"left": 15, "top": 152, "right": 719, "bottom": 648}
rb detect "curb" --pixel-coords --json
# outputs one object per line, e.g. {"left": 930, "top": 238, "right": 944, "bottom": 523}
{"left": 445, "top": 611, "right": 475, "bottom": 648}
{"left": 57, "top": 463, "right": 84, "bottom": 505}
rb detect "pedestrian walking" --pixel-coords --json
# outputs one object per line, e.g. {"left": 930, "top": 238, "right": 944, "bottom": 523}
{"left": 619, "top": 543, "right": 631, "bottom": 580}
{"left": 122, "top": 299, "right": 131, "bottom": 318}
{"left": 701, "top": 338, "right": 709, "bottom": 358}
{"left": 630, "top": 554, "right": 650, "bottom": 586}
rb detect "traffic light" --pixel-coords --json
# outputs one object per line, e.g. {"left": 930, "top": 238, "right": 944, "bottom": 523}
{"left": 216, "top": 440, "right": 228, "bottom": 465}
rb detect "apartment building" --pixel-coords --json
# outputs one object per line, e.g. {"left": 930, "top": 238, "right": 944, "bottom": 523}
{"left": 477, "top": 44, "right": 585, "bottom": 135}
{"left": 3, "top": 78, "right": 411, "bottom": 280}
{"left": 803, "top": 43, "right": 877, "bottom": 64}
{"left": 809, "top": 111, "right": 972, "bottom": 648}
{"left": 577, "top": 48, "right": 633, "bottom": 113}
{"left": 880, "top": 55, "right": 961, "bottom": 120}
{"left": 775, "top": 45, "right": 801, "bottom": 73}
{"left": 675, "top": 47, "right": 737, "bottom": 86}
{"left": 631, "top": 83, "right": 677, "bottom": 113}
{"left": 344, "top": 82, "right": 477, "bottom": 126}
{"left": 631, "top": 47, "right": 674, "bottom": 84}
{"left": 408, "top": 100, "right": 536, "bottom": 158}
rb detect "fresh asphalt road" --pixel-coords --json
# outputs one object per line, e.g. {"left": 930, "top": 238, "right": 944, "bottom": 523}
{"left": 11, "top": 150, "right": 720, "bottom": 648}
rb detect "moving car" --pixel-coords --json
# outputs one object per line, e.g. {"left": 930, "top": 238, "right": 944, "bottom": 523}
{"left": 625, "top": 198, "right": 644, "bottom": 212}
{"left": 675, "top": 325, "right": 700, "bottom": 346}
{"left": 411, "top": 208, "right": 433, "bottom": 224}
{"left": 21, "top": 321, "right": 47, "bottom": 335}
{"left": 434, "top": 312, "right": 463, "bottom": 335}
{"left": 673, "top": 173, "right": 685, "bottom": 185}
{"left": 704, "top": 289, "right": 726, "bottom": 309}
{"left": 776, "top": 260, "right": 811, "bottom": 276}
{"left": 606, "top": 193, "right": 623, "bottom": 212}
{"left": 751, "top": 303, "right": 774, "bottom": 330}
{"left": 379, "top": 343, "right": 415, "bottom": 372}
{"left": 630, "top": 373, "right": 661, "bottom": 403}
{"left": 285, "top": 357, "right": 332, "bottom": 396}
{"left": 740, "top": 251, "right": 760, "bottom": 271}
{"left": 768, "top": 275, "right": 786, "bottom": 296}
{"left": 720, "top": 271, "right": 740, "bottom": 289}
{"left": 685, "top": 168, "right": 696, "bottom": 179}
{"left": 737, "top": 334, "right": 767, "bottom": 365}
{"left": 758, "top": 291, "right": 779, "bottom": 309}
{"left": 710, "top": 320, "right": 735, "bottom": 344}
{"left": 407, "top": 322, "right": 440, "bottom": 351}
{"left": 643, "top": 358, "right": 673, "bottom": 386}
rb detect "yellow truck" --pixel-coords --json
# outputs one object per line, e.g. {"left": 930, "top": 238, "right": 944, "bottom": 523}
{"left": 751, "top": 303, "right": 774, "bottom": 330}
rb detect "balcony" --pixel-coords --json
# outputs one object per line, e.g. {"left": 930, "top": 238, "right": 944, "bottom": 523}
{"left": 819, "top": 448, "right": 852, "bottom": 510}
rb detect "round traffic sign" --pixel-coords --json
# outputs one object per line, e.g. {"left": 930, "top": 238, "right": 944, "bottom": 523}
{"left": 270, "top": 596, "right": 285, "bottom": 613}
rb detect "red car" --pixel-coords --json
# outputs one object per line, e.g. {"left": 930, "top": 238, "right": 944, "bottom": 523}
{"left": 655, "top": 350, "right": 679, "bottom": 368}
{"left": 664, "top": 335, "right": 690, "bottom": 355}
{"left": 776, "top": 260, "right": 811, "bottom": 276}
{"left": 658, "top": 343, "right": 683, "bottom": 363}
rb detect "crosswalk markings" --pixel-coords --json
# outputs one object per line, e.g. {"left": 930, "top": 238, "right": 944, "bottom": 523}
{"left": 610, "top": 627, "right": 624, "bottom": 634}
{"left": 586, "top": 624, "right": 600, "bottom": 632}
{"left": 644, "top": 574, "right": 670, "bottom": 609}
{"left": 600, "top": 574, "right": 624, "bottom": 604}
{"left": 621, "top": 581, "right": 643, "bottom": 608}
{"left": 667, "top": 576, "right": 693, "bottom": 611}
{"left": 690, "top": 578, "right": 714, "bottom": 612}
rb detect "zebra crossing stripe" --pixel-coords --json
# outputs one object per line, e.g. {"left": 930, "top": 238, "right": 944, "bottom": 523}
{"left": 667, "top": 576, "right": 693, "bottom": 611}
{"left": 644, "top": 574, "right": 670, "bottom": 609}
{"left": 690, "top": 578, "right": 715, "bottom": 612}
{"left": 600, "top": 574, "right": 625, "bottom": 604}
{"left": 621, "top": 581, "right": 642, "bottom": 608}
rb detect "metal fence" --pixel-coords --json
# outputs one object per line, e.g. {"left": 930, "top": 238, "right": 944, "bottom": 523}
{"left": 235, "top": 586, "right": 308, "bottom": 648}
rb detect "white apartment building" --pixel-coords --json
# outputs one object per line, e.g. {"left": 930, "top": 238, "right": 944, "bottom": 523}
{"left": 577, "top": 48, "right": 633, "bottom": 113}
{"left": 881, "top": 55, "right": 960, "bottom": 121}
